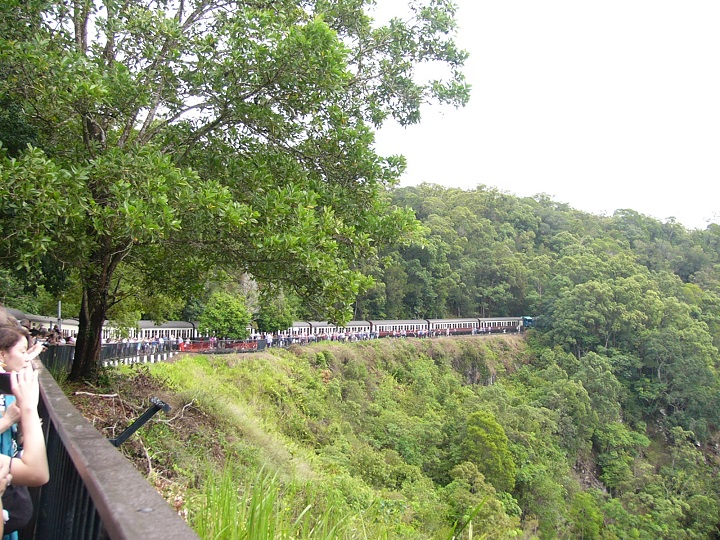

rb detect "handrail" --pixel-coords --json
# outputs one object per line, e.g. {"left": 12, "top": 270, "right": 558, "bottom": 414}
{"left": 39, "top": 343, "right": 180, "bottom": 374}
{"left": 24, "top": 370, "right": 199, "bottom": 539}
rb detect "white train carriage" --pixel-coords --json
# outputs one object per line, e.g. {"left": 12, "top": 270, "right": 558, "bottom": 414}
{"left": 135, "top": 320, "right": 196, "bottom": 339}
{"left": 289, "top": 322, "right": 313, "bottom": 336}
{"left": 5, "top": 307, "right": 80, "bottom": 338}
{"left": 368, "top": 319, "right": 429, "bottom": 337}
{"left": 337, "top": 320, "right": 373, "bottom": 334}
{"left": 59, "top": 318, "right": 80, "bottom": 337}
{"left": 305, "top": 321, "right": 335, "bottom": 337}
{"left": 427, "top": 318, "right": 480, "bottom": 335}
{"left": 299, "top": 321, "right": 371, "bottom": 337}
{"left": 478, "top": 316, "right": 523, "bottom": 333}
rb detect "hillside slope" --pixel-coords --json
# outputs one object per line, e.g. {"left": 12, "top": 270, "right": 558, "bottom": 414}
{"left": 70, "top": 334, "right": 720, "bottom": 539}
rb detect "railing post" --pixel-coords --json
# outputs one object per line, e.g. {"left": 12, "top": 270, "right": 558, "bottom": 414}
{"left": 31, "top": 371, "right": 199, "bottom": 539}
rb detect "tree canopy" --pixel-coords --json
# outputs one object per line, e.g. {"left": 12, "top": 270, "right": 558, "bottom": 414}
{"left": 0, "top": 0, "right": 469, "bottom": 380}
{"left": 198, "top": 290, "right": 251, "bottom": 339}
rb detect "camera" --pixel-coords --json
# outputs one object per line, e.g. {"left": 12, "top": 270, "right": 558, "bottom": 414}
{"left": 0, "top": 373, "right": 12, "bottom": 395}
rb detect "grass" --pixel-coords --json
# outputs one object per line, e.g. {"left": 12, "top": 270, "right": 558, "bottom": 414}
{"left": 193, "top": 465, "right": 355, "bottom": 540}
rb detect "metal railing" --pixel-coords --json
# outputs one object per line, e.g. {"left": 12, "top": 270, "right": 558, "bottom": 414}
{"left": 20, "top": 337, "right": 280, "bottom": 538}
{"left": 183, "top": 339, "right": 266, "bottom": 353}
{"left": 39, "top": 340, "right": 266, "bottom": 372}
{"left": 22, "top": 370, "right": 199, "bottom": 539}
{"left": 40, "top": 342, "right": 181, "bottom": 373}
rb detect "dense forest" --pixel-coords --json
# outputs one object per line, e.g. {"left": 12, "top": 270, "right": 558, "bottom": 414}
{"left": 71, "top": 183, "right": 720, "bottom": 539}
{"left": 350, "top": 183, "right": 720, "bottom": 537}
{"left": 3, "top": 0, "right": 720, "bottom": 535}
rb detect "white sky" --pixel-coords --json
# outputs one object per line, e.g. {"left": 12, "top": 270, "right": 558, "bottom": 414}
{"left": 373, "top": 1, "right": 720, "bottom": 230}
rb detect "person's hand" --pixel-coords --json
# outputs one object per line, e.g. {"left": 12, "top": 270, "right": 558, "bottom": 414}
{"left": 26, "top": 343, "right": 45, "bottom": 362}
{"left": 3, "top": 403, "right": 21, "bottom": 425}
{"left": 0, "top": 458, "right": 11, "bottom": 497}
{"left": 10, "top": 368, "right": 39, "bottom": 412}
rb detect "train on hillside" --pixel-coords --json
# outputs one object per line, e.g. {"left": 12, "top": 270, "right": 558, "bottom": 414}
{"left": 286, "top": 316, "right": 533, "bottom": 339}
{"left": 5, "top": 306, "right": 534, "bottom": 341}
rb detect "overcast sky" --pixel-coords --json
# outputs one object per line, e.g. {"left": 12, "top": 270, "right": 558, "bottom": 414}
{"left": 373, "top": 1, "right": 720, "bottom": 230}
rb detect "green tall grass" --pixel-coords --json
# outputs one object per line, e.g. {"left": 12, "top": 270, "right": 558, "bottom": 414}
{"left": 192, "top": 463, "right": 488, "bottom": 540}
{"left": 192, "top": 465, "right": 355, "bottom": 540}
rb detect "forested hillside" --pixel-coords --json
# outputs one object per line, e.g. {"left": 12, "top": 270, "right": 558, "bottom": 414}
{"left": 335, "top": 183, "right": 720, "bottom": 538}
{"left": 356, "top": 183, "right": 720, "bottom": 328}
{"left": 37, "top": 180, "right": 720, "bottom": 538}
{"left": 80, "top": 325, "right": 720, "bottom": 539}
{"left": 355, "top": 184, "right": 720, "bottom": 440}
{"left": 5, "top": 0, "right": 720, "bottom": 535}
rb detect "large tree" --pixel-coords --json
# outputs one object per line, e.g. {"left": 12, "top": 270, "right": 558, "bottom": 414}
{"left": 198, "top": 290, "right": 252, "bottom": 339}
{"left": 0, "top": 0, "right": 469, "bottom": 380}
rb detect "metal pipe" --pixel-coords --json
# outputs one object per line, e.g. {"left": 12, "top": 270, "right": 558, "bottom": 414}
{"left": 109, "top": 398, "right": 170, "bottom": 448}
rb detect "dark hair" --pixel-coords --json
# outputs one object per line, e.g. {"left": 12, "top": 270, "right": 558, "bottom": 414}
{"left": 0, "top": 325, "right": 30, "bottom": 353}
{"left": 0, "top": 305, "right": 18, "bottom": 328}
{"left": 0, "top": 306, "right": 31, "bottom": 352}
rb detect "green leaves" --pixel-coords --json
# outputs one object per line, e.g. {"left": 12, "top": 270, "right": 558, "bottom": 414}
{"left": 459, "top": 410, "right": 516, "bottom": 493}
{"left": 0, "top": 145, "right": 88, "bottom": 274}
{"left": 198, "top": 290, "right": 252, "bottom": 339}
{"left": 0, "top": 0, "right": 470, "bottom": 378}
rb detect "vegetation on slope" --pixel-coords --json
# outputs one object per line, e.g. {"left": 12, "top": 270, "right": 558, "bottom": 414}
{"left": 70, "top": 332, "right": 720, "bottom": 539}
{"left": 72, "top": 336, "right": 526, "bottom": 538}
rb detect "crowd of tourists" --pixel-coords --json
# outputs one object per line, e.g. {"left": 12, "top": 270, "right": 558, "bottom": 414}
{"left": 17, "top": 320, "right": 75, "bottom": 346}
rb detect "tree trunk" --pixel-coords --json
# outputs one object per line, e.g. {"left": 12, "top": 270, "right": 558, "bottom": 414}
{"left": 69, "top": 282, "right": 109, "bottom": 382}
